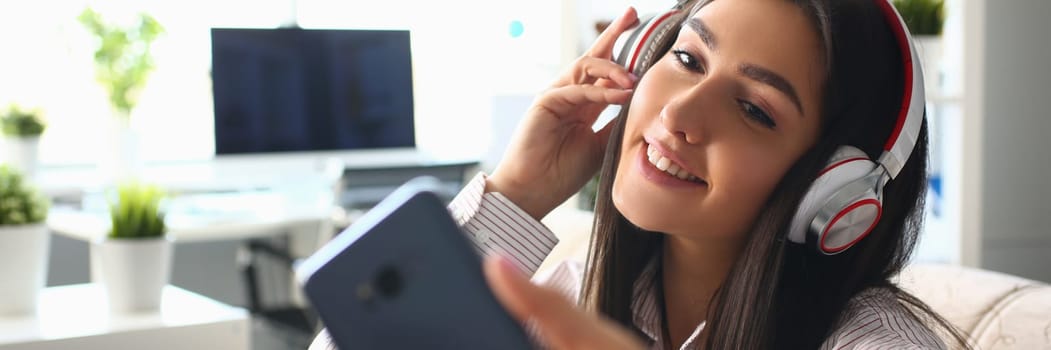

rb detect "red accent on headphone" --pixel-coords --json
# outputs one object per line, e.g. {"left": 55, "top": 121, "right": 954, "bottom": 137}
{"left": 876, "top": 0, "right": 915, "bottom": 153}
{"left": 819, "top": 199, "right": 883, "bottom": 254}
{"left": 627, "top": 10, "right": 681, "bottom": 72}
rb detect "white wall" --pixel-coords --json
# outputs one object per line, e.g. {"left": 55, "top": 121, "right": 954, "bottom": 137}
{"left": 969, "top": 0, "right": 1051, "bottom": 282}
{"left": 0, "top": 0, "right": 581, "bottom": 166}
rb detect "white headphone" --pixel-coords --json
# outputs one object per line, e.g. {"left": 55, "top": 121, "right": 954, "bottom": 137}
{"left": 614, "top": 0, "right": 926, "bottom": 255}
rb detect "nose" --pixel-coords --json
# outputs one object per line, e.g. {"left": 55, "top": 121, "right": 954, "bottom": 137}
{"left": 659, "top": 77, "right": 727, "bottom": 144}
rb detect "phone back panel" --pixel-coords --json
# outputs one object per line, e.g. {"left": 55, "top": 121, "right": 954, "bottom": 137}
{"left": 298, "top": 179, "right": 533, "bottom": 349}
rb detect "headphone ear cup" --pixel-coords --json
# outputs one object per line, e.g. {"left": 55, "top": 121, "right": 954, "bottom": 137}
{"left": 613, "top": 9, "right": 686, "bottom": 75}
{"left": 788, "top": 146, "right": 878, "bottom": 250}
{"left": 814, "top": 182, "right": 882, "bottom": 254}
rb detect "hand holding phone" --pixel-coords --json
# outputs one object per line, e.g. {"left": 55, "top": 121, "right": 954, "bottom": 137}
{"left": 296, "top": 177, "right": 534, "bottom": 350}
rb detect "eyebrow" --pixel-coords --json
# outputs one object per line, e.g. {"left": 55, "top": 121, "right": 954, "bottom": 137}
{"left": 739, "top": 64, "right": 805, "bottom": 115}
{"left": 687, "top": 18, "right": 805, "bottom": 115}
{"left": 686, "top": 18, "right": 717, "bottom": 52}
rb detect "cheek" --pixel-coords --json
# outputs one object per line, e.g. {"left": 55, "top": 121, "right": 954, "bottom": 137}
{"left": 613, "top": 144, "right": 798, "bottom": 239}
{"left": 624, "top": 66, "right": 675, "bottom": 127}
{"left": 707, "top": 148, "right": 794, "bottom": 228}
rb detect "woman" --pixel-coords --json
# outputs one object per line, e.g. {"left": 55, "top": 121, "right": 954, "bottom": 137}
{"left": 312, "top": 0, "right": 971, "bottom": 348}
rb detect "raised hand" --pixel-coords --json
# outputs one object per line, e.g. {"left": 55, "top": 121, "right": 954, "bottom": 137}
{"left": 487, "top": 7, "right": 640, "bottom": 220}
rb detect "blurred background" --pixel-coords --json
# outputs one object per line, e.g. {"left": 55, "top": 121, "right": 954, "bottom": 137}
{"left": 0, "top": 0, "right": 1048, "bottom": 349}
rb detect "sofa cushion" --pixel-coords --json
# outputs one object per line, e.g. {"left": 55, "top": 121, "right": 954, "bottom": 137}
{"left": 897, "top": 263, "right": 1051, "bottom": 349}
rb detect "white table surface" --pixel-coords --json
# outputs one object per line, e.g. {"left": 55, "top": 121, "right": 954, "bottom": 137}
{"left": 46, "top": 189, "right": 335, "bottom": 244}
{"left": 0, "top": 284, "right": 250, "bottom": 350}
{"left": 38, "top": 149, "right": 479, "bottom": 244}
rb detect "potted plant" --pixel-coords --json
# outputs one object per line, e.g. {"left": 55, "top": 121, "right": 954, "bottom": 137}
{"left": 1, "top": 105, "right": 46, "bottom": 179}
{"left": 577, "top": 174, "right": 600, "bottom": 211}
{"left": 0, "top": 166, "right": 50, "bottom": 315}
{"left": 893, "top": 0, "right": 945, "bottom": 37}
{"left": 76, "top": 8, "right": 164, "bottom": 181}
{"left": 90, "top": 181, "right": 171, "bottom": 312}
{"left": 892, "top": 0, "right": 945, "bottom": 95}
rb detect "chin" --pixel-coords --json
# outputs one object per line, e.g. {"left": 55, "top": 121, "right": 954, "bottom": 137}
{"left": 611, "top": 184, "right": 677, "bottom": 234}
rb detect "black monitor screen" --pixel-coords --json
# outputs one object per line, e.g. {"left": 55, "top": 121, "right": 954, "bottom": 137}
{"left": 210, "top": 28, "right": 415, "bottom": 155}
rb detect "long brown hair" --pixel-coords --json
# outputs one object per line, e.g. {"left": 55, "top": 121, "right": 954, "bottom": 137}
{"left": 580, "top": 0, "right": 971, "bottom": 348}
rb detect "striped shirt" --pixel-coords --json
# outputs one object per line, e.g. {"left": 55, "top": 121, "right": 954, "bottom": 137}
{"left": 309, "top": 173, "right": 946, "bottom": 349}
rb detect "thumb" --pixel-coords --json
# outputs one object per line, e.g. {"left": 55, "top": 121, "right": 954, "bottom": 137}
{"left": 483, "top": 255, "right": 646, "bottom": 350}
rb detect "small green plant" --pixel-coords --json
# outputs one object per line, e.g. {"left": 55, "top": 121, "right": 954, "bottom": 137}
{"left": 578, "top": 174, "right": 600, "bottom": 211}
{"left": 0, "top": 105, "right": 46, "bottom": 137}
{"left": 77, "top": 8, "right": 165, "bottom": 118}
{"left": 0, "top": 166, "right": 49, "bottom": 226}
{"left": 893, "top": 0, "right": 945, "bottom": 36}
{"left": 108, "top": 182, "right": 167, "bottom": 239}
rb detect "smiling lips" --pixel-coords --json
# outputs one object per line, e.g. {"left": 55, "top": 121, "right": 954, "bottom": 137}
{"left": 645, "top": 143, "right": 704, "bottom": 183}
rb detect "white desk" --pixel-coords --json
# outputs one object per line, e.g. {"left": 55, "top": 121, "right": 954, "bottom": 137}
{"left": 47, "top": 188, "right": 335, "bottom": 242}
{"left": 35, "top": 148, "right": 468, "bottom": 200}
{"left": 39, "top": 149, "right": 478, "bottom": 252}
{"left": 44, "top": 189, "right": 337, "bottom": 308}
{"left": 0, "top": 284, "right": 250, "bottom": 350}
{"left": 37, "top": 151, "right": 478, "bottom": 309}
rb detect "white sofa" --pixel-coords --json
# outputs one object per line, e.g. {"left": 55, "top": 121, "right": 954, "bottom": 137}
{"left": 538, "top": 205, "right": 1051, "bottom": 350}
{"left": 897, "top": 263, "right": 1051, "bottom": 349}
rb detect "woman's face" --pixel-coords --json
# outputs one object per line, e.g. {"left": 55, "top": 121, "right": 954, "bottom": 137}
{"left": 612, "top": 0, "right": 825, "bottom": 242}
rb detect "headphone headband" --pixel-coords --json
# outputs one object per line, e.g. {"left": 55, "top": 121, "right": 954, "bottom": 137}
{"left": 874, "top": 0, "right": 926, "bottom": 179}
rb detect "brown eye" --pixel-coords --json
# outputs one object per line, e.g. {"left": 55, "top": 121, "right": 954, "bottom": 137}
{"left": 738, "top": 100, "right": 776, "bottom": 129}
{"left": 671, "top": 49, "right": 702, "bottom": 72}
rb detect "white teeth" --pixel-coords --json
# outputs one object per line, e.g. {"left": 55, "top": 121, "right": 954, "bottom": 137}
{"left": 655, "top": 157, "right": 671, "bottom": 171}
{"left": 645, "top": 144, "right": 701, "bottom": 183}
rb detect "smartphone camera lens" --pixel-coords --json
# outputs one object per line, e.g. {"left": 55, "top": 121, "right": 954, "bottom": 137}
{"left": 375, "top": 265, "right": 403, "bottom": 298}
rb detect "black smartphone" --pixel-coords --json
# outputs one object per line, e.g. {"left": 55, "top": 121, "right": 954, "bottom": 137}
{"left": 296, "top": 176, "right": 534, "bottom": 350}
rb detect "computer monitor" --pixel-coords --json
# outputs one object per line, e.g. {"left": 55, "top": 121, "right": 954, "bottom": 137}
{"left": 210, "top": 28, "right": 415, "bottom": 155}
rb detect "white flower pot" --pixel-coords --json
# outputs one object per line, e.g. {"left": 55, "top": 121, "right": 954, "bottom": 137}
{"left": 100, "top": 117, "right": 143, "bottom": 183}
{"left": 1, "top": 136, "right": 40, "bottom": 180}
{"left": 90, "top": 236, "right": 173, "bottom": 313}
{"left": 0, "top": 224, "right": 50, "bottom": 315}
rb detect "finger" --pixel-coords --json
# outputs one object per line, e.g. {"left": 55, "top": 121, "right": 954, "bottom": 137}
{"left": 588, "top": 7, "right": 640, "bottom": 59}
{"left": 483, "top": 255, "right": 646, "bottom": 350}
{"left": 569, "top": 57, "right": 638, "bottom": 89}
{"left": 536, "top": 85, "right": 633, "bottom": 121}
{"left": 483, "top": 255, "right": 552, "bottom": 324}
{"left": 595, "top": 76, "right": 623, "bottom": 89}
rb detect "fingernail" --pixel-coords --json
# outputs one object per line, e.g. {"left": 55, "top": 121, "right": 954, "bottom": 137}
{"left": 622, "top": 6, "right": 635, "bottom": 19}
{"left": 628, "top": 73, "right": 639, "bottom": 82}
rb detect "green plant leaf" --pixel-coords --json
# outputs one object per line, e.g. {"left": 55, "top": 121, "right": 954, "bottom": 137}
{"left": 77, "top": 7, "right": 165, "bottom": 118}
{"left": 0, "top": 165, "right": 49, "bottom": 226}
{"left": 108, "top": 181, "right": 167, "bottom": 239}
{"left": 893, "top": 0, "right": 945, "bottom": 36}
{"left": 0, "top": 105, "right": 46, "bottom": 136}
